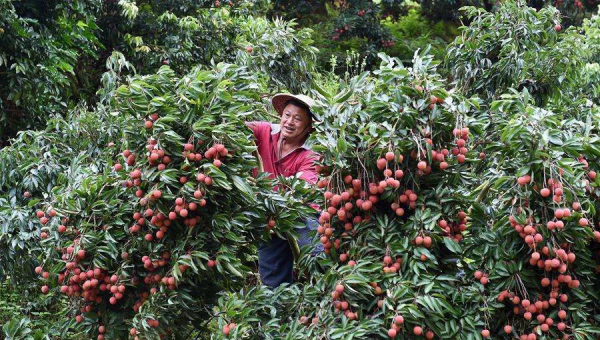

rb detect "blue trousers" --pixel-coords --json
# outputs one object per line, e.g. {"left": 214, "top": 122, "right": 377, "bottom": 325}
{"left": 258, "top": 216, "right": 323, "bottom": 288}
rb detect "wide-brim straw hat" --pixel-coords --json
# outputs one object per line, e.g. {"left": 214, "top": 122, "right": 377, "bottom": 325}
{"left": 271, "top": 93, "right": 317, "bottom": 120}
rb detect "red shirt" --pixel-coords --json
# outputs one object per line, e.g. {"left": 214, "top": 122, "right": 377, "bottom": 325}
{"left": 248, "top": 122, "right": 319, "bottom": 184}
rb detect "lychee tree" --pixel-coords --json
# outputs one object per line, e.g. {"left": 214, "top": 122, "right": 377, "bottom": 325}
{"left": 212, "top": 51, "right": 495, "bottom": 339}
{"left": 1, "top": 0, "right": 318, "bottom": 288}
{"left": 0, "top": 0, "right": 314, "bottom": 146}
{"left": 29, "top": 63, "right": 319, "bottom": 339}
{"left": 0, "top": 105, "right": 124, "bottom": 283}
{"left": 210, "top": 4, "right": 599, "bottom": 338}
{"left": 463, "top": 86, "right": 600, "bottom": 339}
{"left": 446, "top": 3, "right": 589, "bottom": 104}
{"left": 212, "top": 57, "right": 599, "bottom": 340}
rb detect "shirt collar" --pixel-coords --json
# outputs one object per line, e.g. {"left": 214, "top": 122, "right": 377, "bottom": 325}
{"left": 270, "top": 123, "right": 313, "bottom": 151}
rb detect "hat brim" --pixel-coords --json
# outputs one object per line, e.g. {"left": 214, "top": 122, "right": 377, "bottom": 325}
{"left": 271, "top": 94, "right": 315, "bottom": 120}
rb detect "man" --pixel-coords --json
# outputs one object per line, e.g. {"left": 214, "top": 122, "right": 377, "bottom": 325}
{"left": 246, "top": 93, "right": 323, "bottom": 288}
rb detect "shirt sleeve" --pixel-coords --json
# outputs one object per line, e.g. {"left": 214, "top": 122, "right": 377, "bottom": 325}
{"left": 296, "top": 152, "right": 320, "bottom": 184}
{"left": 244, "top": 121, "right": 260, "bottom": 136}
{"left": 245, "top": 121, "right": 270, "bottom": 147}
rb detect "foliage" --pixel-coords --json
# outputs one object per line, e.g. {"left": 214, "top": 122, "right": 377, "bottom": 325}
{"left": 328, "top": 0, "right": 401, "bottom": 48}
{"left": 270, "top": 0, "right": 404, "bottom": 71}
{"left": 233, "top": 17, "right": 318, "bottom": 93}
{"left": 577, "top": 7, "right": 600, "bottom": 106}
{"left": 0, "top": 0, "right": 103, "bottom": 147}
{"left": 309, "top": 17, "right": 371, "bottom": 74}
{"left": 418, "top": 0, "right": 493, "bottom": 21}
{"left": 418, "top": 0, "right": 597, "bottom": 26}
{"left": 382, "top": 2, "right": 460, "bottom": 64}
{"left": 582, "top": 6, "right": 600, "bottom": 62}
{"left": 0, "top": 280, "right": 74, "bottom": 340}
{"left": 112, "top": 0, "right": 271, "bottom": 75}
{"left": 2, "top": 318, "right": 39, "bottom": 340}
{"left": 0, "top": 0, "right": 311, "bottom": 145}
{"left": 0, "top": 105, "right": 123, "bottom": 283}
{"left": 212, "top": 46, "right": 599, "bottom": 340}
{"left": 306, "top": 1, "right": 458, "bottom": 76}
{"left": 1, "top": 1, "right": 599, "bottom": 339}
{"left": 446, "top": 2, "right": 589, "bottom": 104}
{"left": 25, "top": 63, "right": 322, "bottom": 339}
{"left": 531, "top": 0, "right": 600, "bottom": 27}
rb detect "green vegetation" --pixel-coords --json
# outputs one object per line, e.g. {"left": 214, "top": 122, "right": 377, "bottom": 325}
{"left": 1, "top": 280, "right": 74, "bottom": 339}
{"left": 0, "top": 1, "right": 599, "bottom": 339}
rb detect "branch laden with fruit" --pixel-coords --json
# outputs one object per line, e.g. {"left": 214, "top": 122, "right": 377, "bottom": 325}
{"left": 211, "top": 52, "right": 599, "bottom": 340}
{"left": 30, "top": 64, "right": 318, "bottom": 339}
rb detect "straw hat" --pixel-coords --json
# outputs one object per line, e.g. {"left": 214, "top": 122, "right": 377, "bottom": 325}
{"left": 271, "top": 93, "right": 316, "bottom": 120}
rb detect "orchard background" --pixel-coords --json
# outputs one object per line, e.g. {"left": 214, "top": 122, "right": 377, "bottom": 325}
{"left": 0, "top": 0, "right": 599, "bottom": 339}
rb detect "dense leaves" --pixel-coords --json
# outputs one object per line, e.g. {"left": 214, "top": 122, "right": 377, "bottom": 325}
{"left": 0, "top": 0, "right": 102, "bottom": 146}
{"left": 0, "top": 107, "right": 122, "bottom": 283}
{"left": 446, "top": 3, "right": 588, "bottom": 104}
{"left": 0, "top": 0, "right": 312, "bottom": 145}
{"left": 210, "top": 3, "right": 599, "bottom": 340}
{"left": 0, "top": 1, "right": 599, "bottom": 340}
{"left": 24, "top": 64, "right": 321, "bottom": 339}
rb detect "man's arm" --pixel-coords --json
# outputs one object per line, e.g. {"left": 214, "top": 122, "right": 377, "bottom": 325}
{"left": 245, "top": 121, "right": 272, "bottom": 141}
{"left": 295, "top": 153, "right": 319, "bottom": 184}
{"left": 244, "top": 121, "right": 259, "bottom": 134}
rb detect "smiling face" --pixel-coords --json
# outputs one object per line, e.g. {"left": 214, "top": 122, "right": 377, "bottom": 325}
{"left": 279, "top": 102, "right": 312, "bottom": 142}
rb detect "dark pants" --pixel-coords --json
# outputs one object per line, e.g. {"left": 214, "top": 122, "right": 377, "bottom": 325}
{"left": 258, "top": 216, "right": 323, "bottom": 288}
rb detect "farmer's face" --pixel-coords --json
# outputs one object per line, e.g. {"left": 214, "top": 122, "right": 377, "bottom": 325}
{"left": 279, "top": 104, "right": 312, "bottom": 141}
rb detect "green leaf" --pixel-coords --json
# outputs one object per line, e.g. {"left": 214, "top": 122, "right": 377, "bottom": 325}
{"left": 443, "top": 237, "right": 463, "bottom": 254}
{"left": 231, "top": 175, "right": 254, "bottom": 201}
{"left": 334, "top": 89, "right": 353, "bottom": 103}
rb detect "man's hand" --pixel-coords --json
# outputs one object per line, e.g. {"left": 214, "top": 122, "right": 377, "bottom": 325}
{"left": 244, "top": 121, "right": 258, "bottom": 130}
